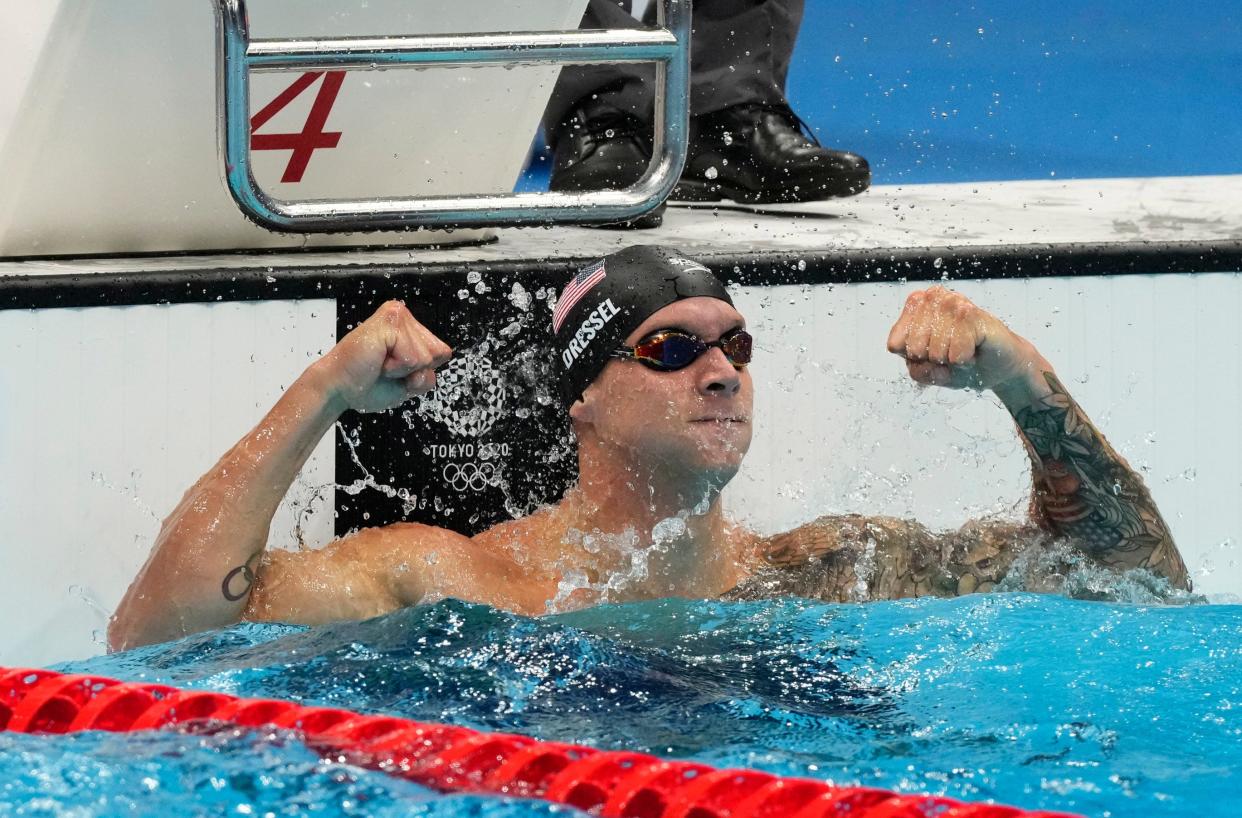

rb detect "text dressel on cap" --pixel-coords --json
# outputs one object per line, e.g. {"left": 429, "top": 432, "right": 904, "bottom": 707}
{"left": 562, "top": 298, "right": 620, "bottom": 369}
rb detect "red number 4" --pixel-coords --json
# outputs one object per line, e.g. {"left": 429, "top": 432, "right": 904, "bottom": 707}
{"left": 250, "top": 71, "right": 346, "bottom": 183}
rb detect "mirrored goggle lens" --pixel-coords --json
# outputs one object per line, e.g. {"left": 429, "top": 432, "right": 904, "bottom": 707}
{"left": 634, "top": 333, "right": 701, "bottom": 369}
{"left": 721, "top": 331, "right": 753, "bottom": 365}
{"left": 634, "top": 331, "right": 753, "bottom": 370}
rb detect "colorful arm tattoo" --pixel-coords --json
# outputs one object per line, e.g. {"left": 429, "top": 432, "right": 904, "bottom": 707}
{"left": 1011, "top": 372, "right": 1190, "bottom": 589}
{"left": 726, "top": 515, "right": 1037, "bottom": 603}
{"left": 724, "top": 373, "right": 1192, "bottom": 603}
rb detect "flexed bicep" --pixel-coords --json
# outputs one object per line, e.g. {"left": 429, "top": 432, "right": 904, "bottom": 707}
{"left": 245, "top": 528, "right": 404, "bottom": 626}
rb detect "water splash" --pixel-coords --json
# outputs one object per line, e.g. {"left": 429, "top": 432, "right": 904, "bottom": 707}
{"left": 45, "top": 594, "right": 1242, "bottom": 818}
{"left": 335, "top": 422, "right": 419, "bottom": 517}
{"left": 996, "top": 539, "right": 1203, "bottom": 605}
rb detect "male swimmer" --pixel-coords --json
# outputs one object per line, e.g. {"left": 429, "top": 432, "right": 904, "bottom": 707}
{"left": 110, "top": 245, "right": 1190, "bottom": 651}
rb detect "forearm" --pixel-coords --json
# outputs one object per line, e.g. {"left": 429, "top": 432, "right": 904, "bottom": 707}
{"left": 992, "top": 360, "right": 1190, "bottom": 590}
{"left": 109, "top": 363, "right": 346, "bottom": 650}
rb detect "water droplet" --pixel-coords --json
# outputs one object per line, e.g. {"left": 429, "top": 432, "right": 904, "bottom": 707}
{"left": 652, "top": 516, "right": 687, "bottom": 542}
{"left": 704, "top": 166, "right": 719, "bottom": 180}
{"left": 508, "top": 282, "right": 532, "bottom": 311}
{"left": 722, "top": 132, "right": 734, "bottom": 145}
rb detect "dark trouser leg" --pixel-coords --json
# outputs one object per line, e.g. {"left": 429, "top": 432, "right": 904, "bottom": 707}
{"left": 543, "top": 0, "right": 859, "bottom": 215}
{"left": 542, "top": 0, "right": 650, "bottom": 131}
{"left": 683, "top": 0, "right": 805, "bottom": 115}
{"left": 542, "top": 0, "right": 805, "bottom": 130}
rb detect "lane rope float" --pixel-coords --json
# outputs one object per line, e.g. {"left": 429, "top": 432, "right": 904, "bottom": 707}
{"left": 0, "top": 666, "right": 1080, "bottom": 818}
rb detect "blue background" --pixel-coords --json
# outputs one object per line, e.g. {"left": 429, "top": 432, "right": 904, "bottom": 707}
{"left": 523, "top": 1, "right": 1241, "bottom": 187}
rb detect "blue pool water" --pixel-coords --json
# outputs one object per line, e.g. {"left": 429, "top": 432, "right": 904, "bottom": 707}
{"left": 4, "top": 593, "right": 1241, "bottom": 817}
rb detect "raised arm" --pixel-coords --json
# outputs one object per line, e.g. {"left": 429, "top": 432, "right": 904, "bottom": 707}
{"left": 108, "top": 301, "right": 453, "bottom": 651}
{"left": 885, "top": 286, "right": 1189, "bottom": 590}
{"left": 730, "top": 286, "right": 1190, "bottom": 602}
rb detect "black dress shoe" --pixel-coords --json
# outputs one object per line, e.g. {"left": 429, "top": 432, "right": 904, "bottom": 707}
{"left": 672, "top": 103, "right": 870, "bottom": 204}
{"left": 548, "top": 101, "right": 665, "bottom": 230}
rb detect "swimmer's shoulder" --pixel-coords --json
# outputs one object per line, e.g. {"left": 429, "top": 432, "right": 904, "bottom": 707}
{"left": 730, "top": 514, "right": 931, "bottom": 602}
{"left": 752, "top": 514, "right": 876, "bottom": 567}
{"left": 470, "top": 504, "right": 560, "bottom": 554}
{"left": 249, "top": 521, "right": 546, "bottom": 623}
{"left": 380, "top": 520, "right": 476, "bottom": 553}
{"left": 380, "top": 519, "right": 551, "bottom": 615}
{"left": 246, "top": 522, "right": 460, "bottom": 624}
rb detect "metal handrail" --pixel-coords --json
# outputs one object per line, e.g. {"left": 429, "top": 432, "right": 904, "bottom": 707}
{"left": 212, "top": 0, "right": 691, "bottom": 233}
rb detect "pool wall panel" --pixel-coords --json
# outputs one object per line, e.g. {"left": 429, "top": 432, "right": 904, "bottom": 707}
{"left": 1, "top": 270, "right": 1237, "bottom": 667}
{"left": 0, "top": 300, "right": 336, "bottom": 667}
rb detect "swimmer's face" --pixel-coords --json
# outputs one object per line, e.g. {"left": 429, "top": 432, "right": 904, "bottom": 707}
{"left": 572, "top": 297, "right": 754, "bottom": 482}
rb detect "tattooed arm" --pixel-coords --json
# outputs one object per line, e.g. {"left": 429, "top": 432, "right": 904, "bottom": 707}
{"left": 729, "top": 514, "right": 1040, "bottom": 602}
{"left": 108, "top": 301, "right": 452, "bottom": 651}
{"left": 730, "top": 287, "right": 1189, "bottom": 602}
{"left": 1000, "top": 371, "right": 1188, "bottom": 587}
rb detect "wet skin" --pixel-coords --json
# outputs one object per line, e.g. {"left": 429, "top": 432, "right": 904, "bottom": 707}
{"left": 109, "top": 288, "right": 1189, "bottom": 651}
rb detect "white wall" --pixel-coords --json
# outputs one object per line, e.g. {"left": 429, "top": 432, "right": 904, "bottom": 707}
{"left": 728, "top": 275, "right": 1241, "bottom": 600}
{"left": 1, "top": 273, "right": 1237, "bottom": 667}
{"left": 0, "top": 300, "right": 336, "bottom": 667}
{"left": 0, "top": 2, "right": 58, "bottom": 146}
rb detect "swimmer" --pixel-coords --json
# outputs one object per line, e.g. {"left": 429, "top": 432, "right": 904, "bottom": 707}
{"left": 109, "top": 245, "right": 1190, "bottom": 650}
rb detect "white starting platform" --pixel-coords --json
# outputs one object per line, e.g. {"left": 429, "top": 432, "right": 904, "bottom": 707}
{"left": 0, "top": 0, "right": 589, "bottom": 256}
{"left": 5, "top": 174, "right": 1239, "bottom": 274}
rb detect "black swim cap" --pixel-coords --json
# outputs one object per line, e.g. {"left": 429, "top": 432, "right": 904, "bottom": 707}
{"left": 551, "top": 245, "right": 734, "bottom": 405}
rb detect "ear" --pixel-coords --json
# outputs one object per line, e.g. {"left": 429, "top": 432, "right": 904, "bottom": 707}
{"left": 568, "top": 385, "right": 596, "bottom": 425}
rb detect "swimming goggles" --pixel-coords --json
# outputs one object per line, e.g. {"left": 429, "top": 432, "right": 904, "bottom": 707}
{"left": 612, "top": 328, "right": 753, "bottom": 372}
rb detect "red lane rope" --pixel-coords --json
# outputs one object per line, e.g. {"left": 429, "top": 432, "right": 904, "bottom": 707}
{"left": 0, "top": 666, "right": 1080, "bottom": 818}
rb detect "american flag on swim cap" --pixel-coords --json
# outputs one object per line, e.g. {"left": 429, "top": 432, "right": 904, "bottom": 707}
{"left": 552, "top": 259, "right": 607, "bottom": 333}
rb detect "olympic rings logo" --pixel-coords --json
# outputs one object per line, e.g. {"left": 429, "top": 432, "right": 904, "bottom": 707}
{"left": 442, "top": 461, "right": 500, "bottom": 492}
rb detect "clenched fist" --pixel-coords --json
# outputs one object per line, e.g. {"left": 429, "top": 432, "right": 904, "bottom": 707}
{"left": 314, "top": 300, "right": 453, "bottom": 413}
{"left": 886, "top": 286, "right": 1047, "bottom": 392}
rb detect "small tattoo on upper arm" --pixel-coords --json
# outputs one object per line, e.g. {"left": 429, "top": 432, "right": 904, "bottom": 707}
{"left": 222, "top": 552, "right": 261, "bottom": 602}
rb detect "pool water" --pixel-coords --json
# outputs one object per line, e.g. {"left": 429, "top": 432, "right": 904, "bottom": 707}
{"left": 5, "top": 593, "right": 1240, "bottom": 817}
